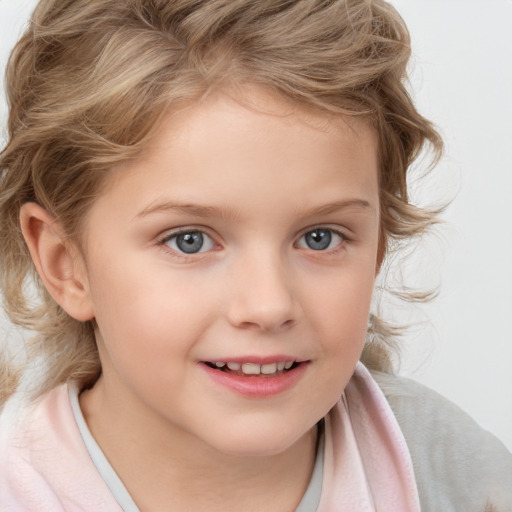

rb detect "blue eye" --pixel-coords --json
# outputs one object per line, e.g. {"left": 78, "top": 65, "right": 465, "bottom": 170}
{"left": 164, "top": 231, "right": 214, "bottom": 254}
{"left": 297, "top": 228, "right": 343, "bottom": 251}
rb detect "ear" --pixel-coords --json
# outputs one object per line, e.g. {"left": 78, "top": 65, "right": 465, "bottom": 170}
{"left": 20, "top": 202, "right": 95, "bottom": 322}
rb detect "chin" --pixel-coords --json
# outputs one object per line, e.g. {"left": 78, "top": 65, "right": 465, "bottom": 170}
{"left": 204, "top": 422, "right": 316, "bottom": 459}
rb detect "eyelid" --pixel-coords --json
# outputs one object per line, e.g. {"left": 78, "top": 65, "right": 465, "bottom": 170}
{"left": 158, "top": 225, "right": 216, "bottom": 242}
{"left": 157, "top": 226, "right": 220, "bottom": 257}
{"left": 295, "top": 225, "right": 350, "bottom": 242}
{"left": 294, "top": 226, "right": 350, "bottom": 251}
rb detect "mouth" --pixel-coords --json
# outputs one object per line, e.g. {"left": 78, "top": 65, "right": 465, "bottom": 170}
{"left": 203, "top": 360, "right": 302, "bottom": 377}
{"left": 200, "top": 358, "right": 308, "bottom": 397}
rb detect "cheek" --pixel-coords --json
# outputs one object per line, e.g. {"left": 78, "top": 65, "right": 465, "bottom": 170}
{"left": 315, "top": 276, "right": 373, "bottom": 390}
{"left": 308, "top": 266, "right": 375, "bottom": 337}
{"left": 87, "top": 258, "right": 215, "bottom": 354}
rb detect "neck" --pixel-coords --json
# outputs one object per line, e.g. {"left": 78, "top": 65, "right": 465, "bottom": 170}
{"left": 80, "top": 377, "right": 318, "bottom": 512}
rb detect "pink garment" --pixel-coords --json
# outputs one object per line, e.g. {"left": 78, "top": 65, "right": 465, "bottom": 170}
{"left": 0, "top": 364, "right": 420, "bottom": 511}
{"left": 0, "top": 383, "right": 122, "bottom": 512}
{"left": 317, "top": 363, "right": 420, "bottom": 511}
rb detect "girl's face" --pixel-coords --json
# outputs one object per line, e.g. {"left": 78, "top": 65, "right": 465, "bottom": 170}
{"left": 79, "top": 87, "right": 380, "bottom": 457}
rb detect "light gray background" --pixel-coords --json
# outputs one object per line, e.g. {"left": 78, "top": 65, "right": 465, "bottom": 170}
{"left": 1, "top": 0, "right": 511, "bottom": 450}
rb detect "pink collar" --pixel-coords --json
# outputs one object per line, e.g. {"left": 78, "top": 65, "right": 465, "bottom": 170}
{"left": 317, "top": 363, "right": 420, "bottom": 511}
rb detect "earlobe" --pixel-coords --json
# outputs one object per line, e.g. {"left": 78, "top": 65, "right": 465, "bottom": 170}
{"left": 20, "top": 203, "right": 95, "bottom": 322}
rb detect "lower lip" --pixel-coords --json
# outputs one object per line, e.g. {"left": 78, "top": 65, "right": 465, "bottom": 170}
{"left": 200, "top": 363, "right": 308, "bottom": 398}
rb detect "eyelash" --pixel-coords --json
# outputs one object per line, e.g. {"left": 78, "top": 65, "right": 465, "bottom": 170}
{"left": 158, "top": 228, "right": 217, "bottom": 259}
{"left": 157, "top": 226, "right": 350, "bottom": 259}
{"left": 295, "top": 227, "right": 349, "bottom": 253}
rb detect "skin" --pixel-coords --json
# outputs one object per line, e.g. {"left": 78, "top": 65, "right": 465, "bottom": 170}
{"left": 22, "top": 87, "right": 381, "bottom": 511}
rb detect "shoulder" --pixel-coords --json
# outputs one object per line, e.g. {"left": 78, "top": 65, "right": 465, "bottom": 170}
{"left": 371, "top": 371, "right": 512, "bottom": 512}
{"left": 0, "top": 384, "right": 119, "bottom": 511}
{"left": 0, "top": 386, "right": 68, "bottom": 510}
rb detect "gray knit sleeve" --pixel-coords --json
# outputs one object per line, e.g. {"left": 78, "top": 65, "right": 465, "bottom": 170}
{"left": 371, "top": 371, "right": 512, "bottom": 512}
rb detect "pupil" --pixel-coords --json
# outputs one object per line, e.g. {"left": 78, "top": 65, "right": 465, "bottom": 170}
{"left": 305, "top": 229, "right": 331, "bottom": 250}
{"left": 177, "top": 232, "right": 204, "bottom": 254}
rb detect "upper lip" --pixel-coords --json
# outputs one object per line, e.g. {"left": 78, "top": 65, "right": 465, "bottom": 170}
{"left": 201, "top": 355, "right": 308, "bottom": 365}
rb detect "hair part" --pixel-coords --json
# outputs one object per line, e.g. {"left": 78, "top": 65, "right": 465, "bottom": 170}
{"left": 0, "top": 0, "right": 443, "bottom": 402}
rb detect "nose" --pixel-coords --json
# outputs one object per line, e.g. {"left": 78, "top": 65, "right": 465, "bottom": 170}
{"left": 226, "top": 251, "right": 299, "bottom": 332}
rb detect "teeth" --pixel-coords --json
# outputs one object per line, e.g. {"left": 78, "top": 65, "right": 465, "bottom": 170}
{"left": 261, "top": 363, "right": 277, "bottom": 374}
{"left": 213, "top": 361, "right": 295, "bottom": 374}
{"left": 241, "top": 363, "right": 260, "bottom": 375}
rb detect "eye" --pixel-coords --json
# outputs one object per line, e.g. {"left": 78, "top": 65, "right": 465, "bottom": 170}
{"left": 162, "top": 230, "right": 215, "bottom": 254}
{"left": 296, "top": 228, "right": 344, "bottom": 251}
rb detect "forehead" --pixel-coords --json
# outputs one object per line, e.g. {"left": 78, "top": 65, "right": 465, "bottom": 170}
{"left": 85, "top": 86, "right": 379, "bottom": 238}
{"left": 105, "top": 86, "right": 377, "bottom": 188}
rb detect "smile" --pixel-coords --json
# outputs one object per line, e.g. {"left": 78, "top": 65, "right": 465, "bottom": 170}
{"left": 206, "top": 361, "right": 297, "bottom": 376}
{"left": 201, "top": 358, "right": 307, "bottom": 397}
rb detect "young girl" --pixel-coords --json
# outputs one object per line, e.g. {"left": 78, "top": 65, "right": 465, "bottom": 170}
{"left": 0, "top": 1, "right": 510, "bottom": 511}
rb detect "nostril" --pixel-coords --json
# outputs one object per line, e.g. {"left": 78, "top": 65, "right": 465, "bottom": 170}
{"left": 235, "top": 317, "right": 295, "bottom": 332}
{"left": 226, "top": 293, "right": 298, "bottom": 332}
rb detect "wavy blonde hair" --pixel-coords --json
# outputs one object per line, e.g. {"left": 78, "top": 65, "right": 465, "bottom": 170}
{"left": 0, "top": 0, "right": 442, "bottom": 403}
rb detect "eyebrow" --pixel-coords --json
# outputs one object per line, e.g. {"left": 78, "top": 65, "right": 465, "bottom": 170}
{"left": 135, "top": 201, "right": 241, "bottom": 221}
{"left": 299, "top": 199, "right": 375, "bottom": 217}
{"left": 135, "top": 198, "right": 375, "bottom": 221}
